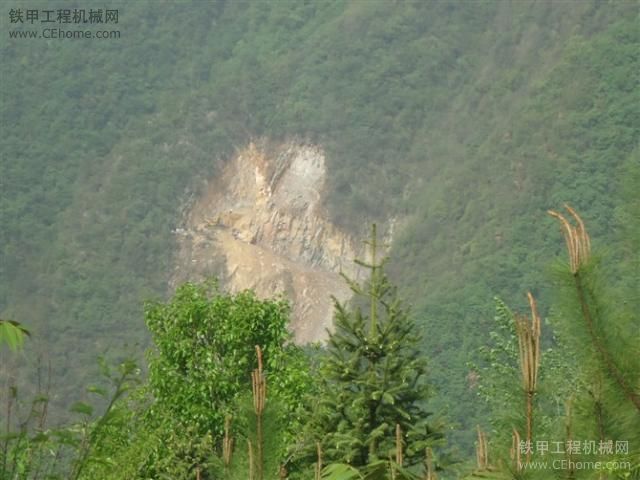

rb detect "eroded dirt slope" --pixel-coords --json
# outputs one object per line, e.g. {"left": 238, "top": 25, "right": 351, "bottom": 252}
{"left": 170, "top": 140, "right": 363, "bottom": 343}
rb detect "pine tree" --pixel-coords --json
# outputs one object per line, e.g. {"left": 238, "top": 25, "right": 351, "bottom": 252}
{"left": 471, "top": 206, "right": 640, "bottom": 479}
{"left": 547, "top": 205, "right": 640, "bottom": 477}
{"left": 299, "top": 224, "right": 443, "bottom": 470}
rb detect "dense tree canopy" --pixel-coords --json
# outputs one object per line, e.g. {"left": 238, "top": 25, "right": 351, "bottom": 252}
{"left": 1, "top": 0, "right": 638, "bottom": 466}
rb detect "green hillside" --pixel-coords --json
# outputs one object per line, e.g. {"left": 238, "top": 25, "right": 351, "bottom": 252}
{"left": 1, "top": 0, "right": 638, "bottom": 457}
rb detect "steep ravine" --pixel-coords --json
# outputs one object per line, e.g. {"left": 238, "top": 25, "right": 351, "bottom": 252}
{"left": 170, "top": 140, "right": 365, "bottom": 343}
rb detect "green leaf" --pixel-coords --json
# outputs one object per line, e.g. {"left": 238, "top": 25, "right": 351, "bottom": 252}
{"left": 382, "top": 392, "right": 394, "bottom": 405}
{"left": 70, "top": 401, "right": 94, "bottom": 416}
{"left": 322, "top": 463, "right": 364, "bottom": 480}
{"left": 87, "top": 385, "right": 108, "bottom": 397}
{"left": 0, "top": 319, "right": 30, "bottom": 352}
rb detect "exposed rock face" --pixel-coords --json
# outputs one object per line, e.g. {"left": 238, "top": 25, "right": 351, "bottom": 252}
{"left": 170, "top": 140, "right": 363, "bottom": 343}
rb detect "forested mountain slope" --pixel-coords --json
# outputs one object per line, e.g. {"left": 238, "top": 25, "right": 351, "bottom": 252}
{"left": 1, "top": 0, "right": 638, "bottom": 450}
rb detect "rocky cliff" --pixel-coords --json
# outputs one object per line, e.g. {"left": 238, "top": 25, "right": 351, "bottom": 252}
{"left": 170, "top": 140, "right": 364, "bottom": 343}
